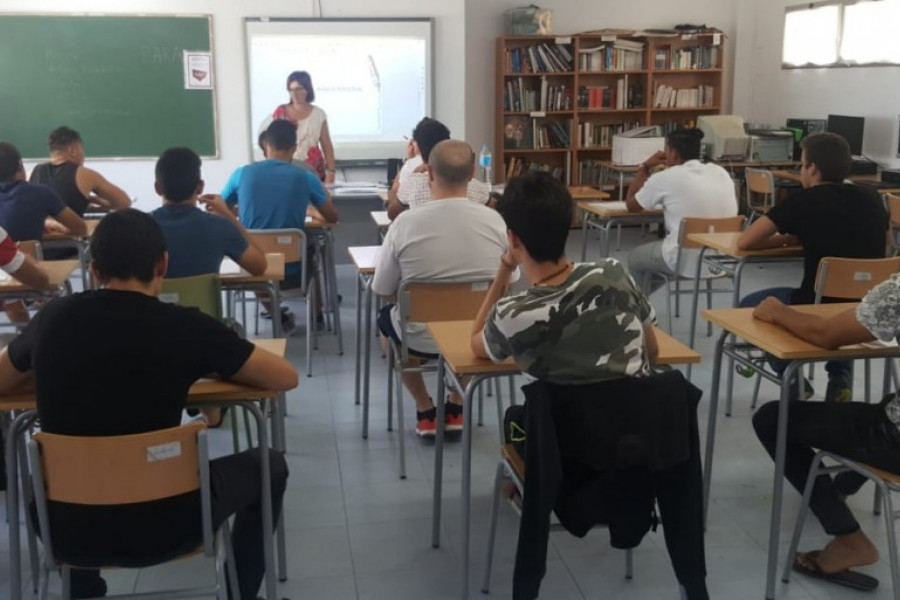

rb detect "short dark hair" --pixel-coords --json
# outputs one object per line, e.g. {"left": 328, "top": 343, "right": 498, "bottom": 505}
{"left": 258, "top": 131, "right": 268, "bottom": 155}
{"left": 801, "top": 132, "right": 851, "bottom": 183}
{"left": 498, "top": 171, "right": 572, "bottom": 262}
{"left": 90, "top": 209, "right": 167, "bottom": 284}
{"left": 155, "top": 147, "right": 201, "bottom": 203}
{"left": 666, "top": 128, "right": 704, "bottom": 162}
{"left": 0, "top": 142, "right": 22, "bottom": 182}
{"left": 48, "top": 126, "right": 82, "bottom": 152}
{"left": 412, "top": 117, "right": 451, "bottom": 162}
{"left": 266, "top": 119, "right": 297, "bottom": 151}
{"left": 286, "top": 71, "right": 315, "bottom": 102}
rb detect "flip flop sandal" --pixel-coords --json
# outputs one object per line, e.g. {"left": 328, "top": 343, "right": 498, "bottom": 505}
{"left": 793, "top": 550, "right": 879, "bottom": 591}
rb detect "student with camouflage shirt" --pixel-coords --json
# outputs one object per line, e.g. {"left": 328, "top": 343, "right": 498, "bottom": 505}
{"left": 751, "top": 275, "right": 900, "bottom": 591}
{"left": 471, "top": 170, "right": 658, "bottom": 381}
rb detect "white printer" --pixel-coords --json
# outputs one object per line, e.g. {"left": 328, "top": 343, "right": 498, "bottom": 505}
{"left": 747, "top": 128, "right": 794, "bottom": 162}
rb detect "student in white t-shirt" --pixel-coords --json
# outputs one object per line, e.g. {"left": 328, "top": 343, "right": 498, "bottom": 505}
{"left": 372, "top": 139, "right": 513, "bottom": 437}
{"left": 624, "top": 128, "right": 737, "bottom": 293}
{"left": 385, "top": 117, "right": 449, "bottom": 219}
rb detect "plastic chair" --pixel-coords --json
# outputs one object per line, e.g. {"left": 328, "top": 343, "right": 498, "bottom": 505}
{"left": 159, "top": 273, "right": 222, "bottom": 318}
{"left": 744, "top": 169, "right": 776, "bottom": 225}
{"left": 27, "top": 421, "right": 238, "bottom": 600}
{"left": 383, "top": 277, "right": 494, "bottom": 479}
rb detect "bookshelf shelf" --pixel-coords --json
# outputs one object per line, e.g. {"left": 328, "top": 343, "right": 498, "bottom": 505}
{"left": 496, "top": 29, "right": 724, "bottom": 185}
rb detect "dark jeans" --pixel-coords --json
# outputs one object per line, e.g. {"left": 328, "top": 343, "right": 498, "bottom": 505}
{"left": 68, "top": 449, "right": 288, "bottom": 600}
{"left": 752, "top": 398, "right": 900, "bottom": 535}
{"left": 739, "top": 287, "right": 852, "bottom": 385}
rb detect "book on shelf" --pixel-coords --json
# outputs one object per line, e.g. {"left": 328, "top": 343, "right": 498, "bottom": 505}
{"left": 653, "top": 45, "right": 718, "bottom": 70}
{"left": 504, "top": 116, "right": 533, "bottom": 149}
{"left": 505, "top": 156, "right": 567, "bottom": 182}
{"left": 652, "top": 83, "right": 715, "bottom": 108}
{"left": 532, "top": 119, "right": 572, "bottom": 149}
{"left": 579, "top": 120, "right": 643, "bottom": 148}
{"left": 506, "top": 42, "right": 573, "bottom": 74}
{"left": 504, "top": 76, "right": 572, "bottom": 112}
{"left": 577, "top": 42, "right": 644, "bottom": 71}
{"left": 578, "top": 75, "right": 643, "bottom": 109}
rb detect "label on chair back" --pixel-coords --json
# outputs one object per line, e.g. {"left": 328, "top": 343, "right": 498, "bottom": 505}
{"left": 854, "top": 271, "right": 872, "bottom": 282}
{"left": 277, "top": 236, "right": 291, "bottom": 245}
{"left": 472, "top": 282, "right": 489, "bottom": 291}
{"left": 146, "top": 441, "right": 182, "bottom": 462}
{"left": 708, "top": 225, "right": 715, "bottom": 233}
{"left": 158, "top": 292, "right": 179, "bottom": 304}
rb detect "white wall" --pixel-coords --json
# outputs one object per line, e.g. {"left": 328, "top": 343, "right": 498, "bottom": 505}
{"left": 734, "top": 0, "right": 900, "bottom": 168}
{"left": 3, "top": 0, "right": 466, "bottom": 210}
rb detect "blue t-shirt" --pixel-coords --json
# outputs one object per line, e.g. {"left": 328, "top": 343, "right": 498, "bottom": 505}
{"left": 0, "top": 181, "right": 66, "bottom": 241}
{"left": 151, "top": 204, "right": 249, "bottom": 279}
{"left": 221, "top": 159, "right": 327, "bottom": 275}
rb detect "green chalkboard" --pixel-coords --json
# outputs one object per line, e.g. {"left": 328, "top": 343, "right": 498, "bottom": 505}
{"left": 0, "top": 14, "right": 217, "bottom": 159}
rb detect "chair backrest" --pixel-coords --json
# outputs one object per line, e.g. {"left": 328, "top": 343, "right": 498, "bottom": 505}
{"left": 31, "top": 422, "right": 205, "bottom": 506}
{"left": 677, "top": 215, "right": 746, "bottom": 250}
{"left": 17, "top": 240, "right": 43, "bottom": 260}
{"left": 745, "top": 168, "right": 776, "bottom": 210}
{"left": 249, "top": 228, "right": 308, "bottom": 294}
{"left": 814, "top": 256, "right": 900, "bottom": 302}
{"left": 886, "top": 193, "right": 900, "bottom": 228}
{"left": 160, "top": 273, "right": 223, "bottom": 319}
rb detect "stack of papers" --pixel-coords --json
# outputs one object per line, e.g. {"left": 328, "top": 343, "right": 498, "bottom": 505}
{"left": 219, "top": 258, "right": 244, "bottom": 276}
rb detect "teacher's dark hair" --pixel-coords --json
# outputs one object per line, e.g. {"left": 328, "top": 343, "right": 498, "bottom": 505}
{"left": 666, "top": 128, "right": 704, "bottom": 162}
{"left": 90, "top": 209, "right": 167, "bottom": 284}
{"left": 48, "top": 126, "right": 82, "bottom": 152}
{"left": 498, "top": 171, "right": 572, "bottom": 262}
{"left": 0, "top": 142, "right": 23, "bottom": 182}
{"left": 286, "top": 71, "right": 315, "bottom": 102}
{"left": 266, "top": 120, "right": 298, "bottom": 151}
{"left": 155, "top": 147, "right": 201, "bottom": 203}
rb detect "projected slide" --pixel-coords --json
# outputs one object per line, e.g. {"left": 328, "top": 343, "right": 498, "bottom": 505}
{"left": 247, "top": 20, "right": 432, "bottom": 161}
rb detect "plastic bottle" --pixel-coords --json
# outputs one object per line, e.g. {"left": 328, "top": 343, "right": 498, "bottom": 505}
{"left": 478, "top": 143, "right": 493, "bottom": 185}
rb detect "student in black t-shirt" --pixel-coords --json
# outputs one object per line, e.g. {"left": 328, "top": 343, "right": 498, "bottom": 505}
{"left": 0, "top": 209, "right": 298, "bottom": 600}
{"left": 736, "top": 132, "right": 889, "bottom": 402}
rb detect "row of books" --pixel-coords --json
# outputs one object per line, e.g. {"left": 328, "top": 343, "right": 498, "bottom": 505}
{"left": 505, "top": 43, "right": 574, "bottom": 74}
{"left": 652, "top": 84, "right": 715, "bottom": 108}
{"left": 505, "top": 156, "right": 567, "bottom": 182}
{"left": 653, "top": 45, "right": 719, "bottom": 70}
{"left": 504, "top": 77, "right": 572, "bottom": 112}
{"left": 579, "top": 120, "right": 643, "bottom": 149}
{"left": 577, "top": 159, "right": 612, "bottom": 187}
{"left": 578, "top": 76, "right": 644, "bottom": 110}
{"left": 503, "top": 116, "right": 572, "bottom": 149}
{"left": 577, "top": 39, "right": 644, "bottom": 72}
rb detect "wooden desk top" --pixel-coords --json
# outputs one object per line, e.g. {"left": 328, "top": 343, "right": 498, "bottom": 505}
{"left": 0, "top": 260, "right": 78, "bottom": 294}
{"left": 348, "top": 246, "right": 380, "bottom": 274}
{"left": 378, "top": 190, "right": 389, "bottom": 203}
{"left": 687, "top": 232, "right": 803, "bottom": 258}
{"left": 0, "top": 338, "right": 288, "bottom": 411}
{"left": 427, "top": 320, "right": 699, "bottom": 375}
{"left": 577, "top": 200, "right": 663, "bottom": 219}
{"left": 220, "top": 253, "right": 285, "bottom": 283}
{"left": 43, "top": 219, "right": 100, "bottom": 242}
{"left": 370, "top": 211, "right": 391, "bottom": 229}
{"left": 702, "top": 304, "right": 899, "bottom": 361}
{"left": 568, "top": 186, "right": 610, "bottom": 200}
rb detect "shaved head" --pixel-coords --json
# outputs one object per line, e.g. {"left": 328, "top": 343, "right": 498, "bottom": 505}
{"left": 428, "top": 139, "right": 475, "bottom": 187}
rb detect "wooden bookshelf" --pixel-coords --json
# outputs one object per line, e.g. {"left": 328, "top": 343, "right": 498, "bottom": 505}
{"left": 495, "top": 29, "right": 725, "bottom": 185}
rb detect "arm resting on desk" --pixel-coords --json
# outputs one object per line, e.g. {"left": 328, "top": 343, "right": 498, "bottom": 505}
{"left": 753, "top": 298, "right": 874, "bottom": 349}
{"left": 736, "top": 216, "right": 798, "bottom": 250}
{"left": 11, "top": 256, "right": 50, "bottom": 290}
{"left": 229, "top": 346, "right": 299, "bottom": 391}
{"left": 0, "top": 349, "right": 32, "bottom": 393}
{"left": 81, "top": 167, "right": 132, "bottom": 210}
{"left": 52, "top": 207, "right": 88, "bottom": 237}
{"left": 471, "top": 254, "right": 517, "bottom": 359}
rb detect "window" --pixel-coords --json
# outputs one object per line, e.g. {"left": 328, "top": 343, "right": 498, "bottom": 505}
{"left": 783, "top": 0, "right": 900, "bottom": 68}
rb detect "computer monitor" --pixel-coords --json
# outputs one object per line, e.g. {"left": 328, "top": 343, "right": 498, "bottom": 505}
{"left": 696, "top": 115, "right": 749, "bottom": 161}
{"left": 827, "top": 114, "right": 865, "bottom": 157}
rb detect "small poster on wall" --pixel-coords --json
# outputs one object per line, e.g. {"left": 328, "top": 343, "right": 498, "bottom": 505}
{"left": 183, "top": 51, "right": 213, "bottom": 89}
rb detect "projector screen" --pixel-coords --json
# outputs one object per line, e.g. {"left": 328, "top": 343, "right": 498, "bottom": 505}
{"left": 244, "top": 18, "right": 433, "bottom": 163}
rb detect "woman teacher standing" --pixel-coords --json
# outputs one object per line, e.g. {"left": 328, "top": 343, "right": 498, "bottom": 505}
{"left": 272, "top": 71, "right": 336, "bottom": 184}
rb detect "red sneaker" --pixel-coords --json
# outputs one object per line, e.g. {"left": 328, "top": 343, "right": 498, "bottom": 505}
{"left": 415, "top": 407, "right": 437, "bottom": 438}
{"left": 445, "top": 402, "right": 464, "bottom": 433}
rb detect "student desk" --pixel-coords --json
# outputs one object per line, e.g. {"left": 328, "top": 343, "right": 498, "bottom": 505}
{"left": 2, "top": 338, "right": 288, "bottom": 600}
{"left": 426, "top": 320, "right": 700, "bottom": 599}
{"left": 348, "top": 246, "right": 380, "bottom": 438}
{"left": 220, "top": 253, "right": 286, "bottom": 337}
{"left": 0, "top": 260, "right": 79, "bottom": 301}
{"left": 306, "top": 219, "right": 344, "bottom": 356}
{"left": 41, "top": 219, "right": 100, "bottom": 290}
{"left": 370, "top": 210, "right": 391, "bottom": 242}
{"left": 685, "top": 232, "right": 803, "bottom": 381}
{"left": 700, "top": 305, "right": 899, "bottom": 600}
{"left": 578, "top": 200, "right": 663, "bottom": 260}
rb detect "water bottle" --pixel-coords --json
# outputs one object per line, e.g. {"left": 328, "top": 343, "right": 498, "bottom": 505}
{"left": 479, "top": 143, "right": 493, "bottom": 185}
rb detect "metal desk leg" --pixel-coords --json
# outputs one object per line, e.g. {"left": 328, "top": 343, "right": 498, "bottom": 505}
{"left": 703, "top": 330, "right": 728, "bottom": 525}
{"left": 687, "top": 246, "right": 707, "bottom": 381}
{"left": 324, "top": 232, "right": 344, "bottom": 355}
{"left": 432, "top": 358, "right": 446, "bottom": 548}
{"left": 7, "top": 411, "right": 38, "bottom": 600}
{"left": 601, "top": 221, "right": 612, "bottom": 257}
{"left": 270, "top": 393, "right": 288, "bottom": 582}
{"left": 354, "top": 273, "right": 364, "bottom": 406}
{"left": 765, "top": 361, "right": 804, "bottom": 600}
{"left": 270, "top": 283, "right": 283, "bottom": 338}
{"left": 362, "top": 279, "right": 373, "bottom": 439}
{"left": 461, "top": 374, "right": 488, "bottom": 600}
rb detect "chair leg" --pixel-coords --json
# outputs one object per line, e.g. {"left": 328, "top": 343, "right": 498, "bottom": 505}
{"left": 879, "top": 482, "right": 900, "bottom": 596}
{"left": 60, "top": 566, "right": 71, "bottom": 600}
{"left": 782, "top": 452, "right": 824, "bottom": 583}
{"left": 705, "top": 277, "right": 713, "bottom": 337}
{"left": 231, "top": 410, "right": 241, "bottom": 453}
{"left": 306, "top": 279, "right": 315, "bottom": 378}
{"left": 394, "top": 357, "right": 407, "bottom": 480}
{"left": 481, "top": 462, "right": 506, "bottom": 594}
{"left": 665, "top": 277, "right": 673, "bottom": 334}
{"left": 675, "top": 274, "right": 681, "bottom": 318}
{"left": 750, "top": 372, "right": 763, "bottom": 410}
{"left": 386, "top": 344, "right": 394, "bottom": 432}
{"left": 39, "top": 563, "right": 49, "bottom": 600}
{"left": 477, "top": 385, "right": 484, "bottom": 427}
{"left": 17, "top": 433, "right": 39, "bottom": 592}
{"left": 865, "top": 358, "right": 871, "bottom": 404}
{"left": 242, "top": 406, "right": 254, "bottom": 449}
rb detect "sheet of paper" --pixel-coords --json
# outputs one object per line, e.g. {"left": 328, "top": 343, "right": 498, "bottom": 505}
{"left": 589, "top": 200, "right": 628, "bottom": 211}
{"left": 219, "top": 258, "right": 243, "bottom": 275}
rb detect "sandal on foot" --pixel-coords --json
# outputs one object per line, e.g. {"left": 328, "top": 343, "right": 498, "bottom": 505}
{"left": 792, "top": 550, "right": 878, "bottom": 591}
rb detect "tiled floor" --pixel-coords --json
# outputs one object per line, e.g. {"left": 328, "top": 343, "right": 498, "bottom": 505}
{"left": 3, "top": 225, "right": 899, "bottom": 599}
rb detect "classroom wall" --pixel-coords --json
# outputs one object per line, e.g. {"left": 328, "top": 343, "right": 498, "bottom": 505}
{"left": 3, "top": 0, "right": 467, "bottom": 209}
{"left": 733, "top": 0, "right": 900, "bottom": 168}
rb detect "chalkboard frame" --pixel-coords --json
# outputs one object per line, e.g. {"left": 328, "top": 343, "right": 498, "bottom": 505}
{"left": 0, "top": 13, "right": 220, "bottom": 160}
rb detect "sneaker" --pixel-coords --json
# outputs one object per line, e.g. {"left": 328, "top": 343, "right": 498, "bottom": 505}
{"left": 415, "top": 407, "right": 437, "bottom": 438}
{"left": 786, "top": 377, "right": 815, "bottom": 402}
{"left": 280, "top": 311, "right": 296, "bottom": 335}
{"left": 824, "top": 378, "right": 852, "bottom": 403}
{"left": 445, "top": 402, "right": 464, "bottom": 433}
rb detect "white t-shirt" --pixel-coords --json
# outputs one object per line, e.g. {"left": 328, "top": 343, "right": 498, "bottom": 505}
{"left": 396, "top": 155, "right": 423, "bottom": 189}
{"left": 372, "top": 198, "right": 514, "bottom": 354}
{"left": 398, "top": 173, "right": 491, "bottom": 209}
{"left": 635, "top": 159, "right": 737, "bottom": 277}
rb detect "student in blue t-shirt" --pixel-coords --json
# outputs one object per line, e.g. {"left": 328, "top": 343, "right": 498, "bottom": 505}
{"left": 151, "top": 147, "right": 266, "bottom": 279}
{"left": 222, "top": 120, "right": 338, "bottom": 324}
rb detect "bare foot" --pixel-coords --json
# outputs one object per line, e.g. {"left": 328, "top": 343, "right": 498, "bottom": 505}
{"left": 814, "top": 531, "right": 879, "bottom": 573}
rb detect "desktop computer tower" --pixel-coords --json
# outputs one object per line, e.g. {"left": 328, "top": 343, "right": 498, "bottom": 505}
{"left": 785, "top": 118, "right": 826, "bottom": 160}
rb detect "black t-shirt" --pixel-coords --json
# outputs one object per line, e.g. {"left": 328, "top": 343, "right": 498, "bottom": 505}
{"left": 8, "top": 289, "right": 255, "bottom": 565}
{"left": 30, "top": 162, "right": 91, "bottom": 216}
{"left": 766, "top": 183, "right": 888, "bottom": 304}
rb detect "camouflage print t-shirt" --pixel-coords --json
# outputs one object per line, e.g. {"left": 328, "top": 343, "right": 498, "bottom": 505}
{"left": 482, "top": 260, "right": 656, "bottom": 384}
{"left": 855, "top": 273, "right": 900, "bottom": 429}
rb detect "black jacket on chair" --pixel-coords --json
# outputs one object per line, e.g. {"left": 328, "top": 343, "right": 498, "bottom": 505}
{"left": 513, "top": 369, "right": 708, "bottom": 600}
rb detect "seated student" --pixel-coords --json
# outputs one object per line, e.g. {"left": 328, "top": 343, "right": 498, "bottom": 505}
{"left": 750, "top": 280, "right": 900, "bottom": 591}
{"left": 151, "top": 147, "right": 266, "bottom": 278}
{"left": 624, "top": 128, "right": 737, "bottom": 293}
{"left": 222, "top": 119, "right": 339, "bottom": 331}
{"left": 386, "top": 117, "right": 490, "bottom": 219}
{"left": 0, "top": 209, "right": 298, "bottom": 600}
{"left": 373, "top": 139, "right": 511, "bottom": 436}
{"left": 737, "top": 132, "right": 888, "bottom": 402}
